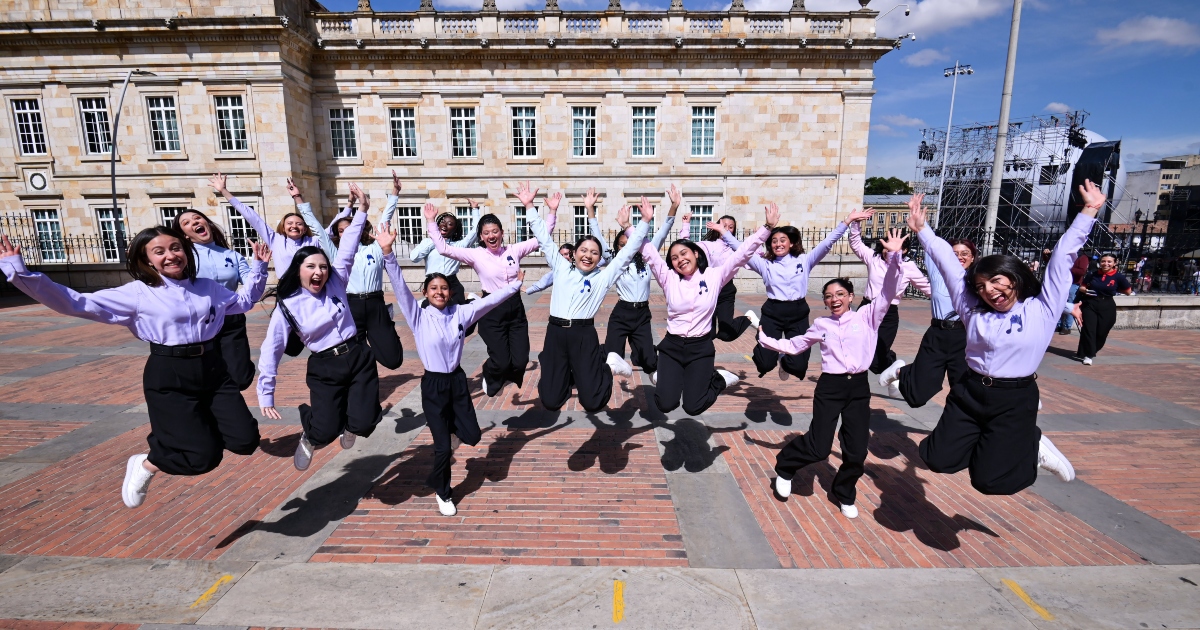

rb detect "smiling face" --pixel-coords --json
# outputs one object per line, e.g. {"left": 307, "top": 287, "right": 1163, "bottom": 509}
{"left": 424, "top": 276, "right": 450, "bottom": 310}
{"left": 668, "top": 243, "right": 698, "bottom": 276}
{"left": 558, "top": 246, "right": 573, "bottom": 261}
{"left": 823, "top": 283, "right": 853, "bottom": 317}
{"left": 718, "top": 217, "right": 735, "bottom": 232}
{"left": 1098, "top": 255, "right": 1117, "bottom": 273}
{"left": 770, "top": 232, "right": 792, "bottom": 258}
{"left": 177, "top": 212, "right": 213, "bottom": 245}
{"left": 952, "top": 244, "right": 975, "bottom": 270}
{"left": 145, "top": 234, "right": 189, "bottom": 280}
{"left": 480, "top": 222, "right": 504, "bottom": 250}
{"left": 437, "top": 215, "right": 458, "bottom": 239}
{"left": 283, "top": 215, "right": 306, "bottom": 239}
{"left": 973, "top": 273, "right": 1017, "bottom": 312}
{"left": 575, "top": 240, "right": 603, "bottom": 273}
{"left": 299, "top": 253, "right": 330, "bottom": 294}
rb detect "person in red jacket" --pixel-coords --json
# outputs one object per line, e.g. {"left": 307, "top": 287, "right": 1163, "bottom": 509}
{"left": 1057, "top": 250, "right": 1091, "bottom": 334}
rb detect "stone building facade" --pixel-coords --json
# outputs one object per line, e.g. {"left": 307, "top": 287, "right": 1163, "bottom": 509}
{"left": 0, "top": 0, "right": 895, "bottom": 288}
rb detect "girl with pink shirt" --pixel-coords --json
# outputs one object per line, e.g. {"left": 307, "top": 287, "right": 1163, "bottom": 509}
{"left": 758, "top": 230, "right": 907, "bottom": 520}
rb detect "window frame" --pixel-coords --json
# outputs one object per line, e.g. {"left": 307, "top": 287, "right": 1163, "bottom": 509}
{"left": 328, "top": 107, "right": 359, "bottom": 160}
{"left": 77, "top": 96, "right": 114, "bottom": 156}
{"left": 687, "top": 204, "right": 715, "bottom": 242}
{"left": 393, "top": 205, "right": 426, "bottom": 245}
{"left": 145, "top": 95, "right": 183, "bottom": 154}
{"left": 158, "top": 206, "right": 189, "bottom": 226}
{"left": 690, "top": 105, "right": 717, "bottom": 158}
{"left": 224, "top": 204, "right": 258, "bottom": 258}
{"left": 95, "top": 206, "right": 128, "bottom": 263}
{"left": 213, "top": 93, "right": 251, "bottom": 154}
{"left": 510, "top": 105, "right": 538, "bottom": 159}
{"left": 448, "top": 106, "right": 479, "bottom": 160}
{"left": 570, "top": 105, "right": 599, "bottom": 159}
{"left": 573, "top": 205, "right": 589, "bottom": 242}
{"left": 31, "top": 208, "right": 65, "bottom": 263}
{"left": 388, "top": 106, "right": 420, "bottom": 160}
{"left": 630, "top": 105, "right": 657, "bottom": 158}
{"left": 454, "top": 206, "right": 476, "bottom": 239}
{"left": 10, "top": 98, "right": 48, "bottom": 157}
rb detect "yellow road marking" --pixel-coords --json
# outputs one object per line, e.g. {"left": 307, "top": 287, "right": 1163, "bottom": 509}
{"left": 743, "top": 355, "right": 753, "bottom": 362}
{"left": 613, "top": 579, "right": 625, "bottom": 623}
{"left": 190, "top": 574, "right": 234, "bottom": 609}
{"left": 1001, "top": 578, "right": 1054, "bottom": 621}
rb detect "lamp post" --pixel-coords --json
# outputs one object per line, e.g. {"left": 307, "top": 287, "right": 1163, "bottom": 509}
{"left": 983, "top": 0, "right": 1023, "bottom": 254}
{"left": 933, "top": 61, "right": 972, "bottom": 230}
{"left": 110, "top": 69, "right": 156, "bottom": 261}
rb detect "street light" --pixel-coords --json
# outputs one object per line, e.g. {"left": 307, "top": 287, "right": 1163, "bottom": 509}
{"left": 111, "top": 69, "right": 156, "bottom": 261}
{"left": 878, "top": 4, "right": 911, "bottom": 19}
{"left": 933, "top": 61, "right": 972, "bottom": 229}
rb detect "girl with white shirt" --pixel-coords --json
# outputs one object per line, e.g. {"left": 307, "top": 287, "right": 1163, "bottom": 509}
{"left": 905, "top": 183, "right": 1106, "bottom": 494}
{"left": 172, "top": 209, "right": 258, "bottom": 390}
{"left": 0, "top": 229, "right": 269, "bottom": 509}
{"left": 759, "top": 230, "right": 906, "bottom": 519}
{"left": 257, "top": 193, "right": 382, "bottom": 472}
{"left": 409, "top": 197, "right": 482, "bottom": 306}
{"left": 640, "top": 202, "right": 777, "bottom": 415}
{"left": 523, "top": 184, "right": 652, "bottom": 412}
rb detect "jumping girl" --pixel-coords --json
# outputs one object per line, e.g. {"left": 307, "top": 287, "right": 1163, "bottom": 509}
{"left": 378, "top": 225, "right": 525, "bottom": 516}
{"left": 524, "top": 185, "right": 653, "bottom": 411}
{"left": 848, "top": 211, "right": 931, "bottom": 375}
{"left": 1072, "top": 253, "right": 1132, "bottom": 366}
{"left": 880, "top": 194, "right": 977, "bottom": 406}
{"left": 410, "top": 197, "right": 482, "bottom": 306}
{"left": 524, "top": 188, "right": 613, "bottom": 295}
{"left": 258, "top": 193, "right": 382, "bottom": 471}
{"left": 314, "top": 179, "right": 403, "bottom": 371}
{"left": 427, "top": 189, "right": 555, "bottom": 397}
{"left": 905, "top": 182, "right": 1106, "bottom": 494}
{"left": 210, "top": 174, "right": 321, "bottom": 274}
{"left": 640, "top": 201, "right": 777, "bottom": 415}
{"left": 677, "top": 202, "right": 759, "bottom": 341}
{"left": 760, "top": 229, "right": 907, "bottom": 519}
{"left": 0, "top": 230, "right": 269, "bottom": 508}
{"left": 172, "top": 209, "right": 258, "bottom": 390}
{"left": 735, "top": 209, "right": 869, "bottom": 380}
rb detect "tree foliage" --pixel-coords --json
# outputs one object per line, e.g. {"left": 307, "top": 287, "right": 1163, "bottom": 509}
{"left": 864, "top": 176, "right": 913, "bottom": 195}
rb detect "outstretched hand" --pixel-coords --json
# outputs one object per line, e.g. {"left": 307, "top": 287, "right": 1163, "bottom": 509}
{"left": 906, "top": 193, "right": 926, "bottom": 214}
{"left": 251, "top": 240, "right": 272, "bottom": 263}
{"left": 210, "top": 173, "right": 229, "bottom": 194}
{"left": 547, "top": 191, "right": 562, "bottom": 213}
{"left": 375, "top": 223, "right": 396, "bottom": 254}
{"left": 0, "top": 235, "right": 22, "bottom": 261}
{"left": 907, "top": 203, "right": 927, "bottom": 233}
{"left": 584, "top": 187, "right": 599, "bottom": 209}
{"left": 880, "top": 228, "right": 907, "bottom": 254}
{"left": 706, "top": 220, "right": 726, "bottom": 235}
{"left": 262, "top": 406, "right": 282, "bottom": 421}
{"left": 845, "top": 207, "right": 875, "bottom": 225}
{"left": 617, "top": 205, "right": 631, "bottom": 229}
{"left": 286, "top": 177, "right": 302, "bottom": 200}
{"left": 680, "top": 208, "right": 692, "bottom": 224}
{"left": 764, "top": 202, "right": 780, "bottom": 229}
{"left": 639, "top": 196, "right": 654, "bottom": 224}
{"left": 516, "top": 181, "right": 539, "bottom": 208}
{"left": 391, "top": 170, "right": 402, "bottom": 196}
{"left": 1079, "top": 180, "right": 1106, "bottom": 216}
{"left": 423, "top": 202, "right": 437, "bottom": 222}
{"left": 667, "top": 184, "right": 682, "bottom": 210}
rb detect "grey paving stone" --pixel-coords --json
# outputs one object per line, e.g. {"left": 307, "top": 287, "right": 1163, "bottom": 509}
{"left": 3, "top": 411, "right": 148, "bottom": 464}
{"left": 0, "top": 402, "right": 131, "bottom": 422}
{"left": 667, "top": 472, "right": 781, "bottom": 569}
{"left": 140, "top": 625, "right": 247, "bottom": 630}
{"left": 0, "top": 462, "right": 49, "bottom": 488}
{"left": 1036, "top": 411, "right": 1199, "bottom": 432}
{"left": 0, "top": 555, "right": 24, "bottom": 575}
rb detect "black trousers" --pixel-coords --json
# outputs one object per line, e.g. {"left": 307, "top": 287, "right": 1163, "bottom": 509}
{"left": 715, "top": 281, "right": 753, "bottom": 342}
{"left": 477, "top": 291, "right": 529, "bottom": 395}
{"left": 216, "top": 314, "right": 255, "bottom": 391}
{"left": 422, "top": 368, "right": 482, "bottom": 501}
{"left": 349, "top": 293, "right": 404, "bottom": 370}
{"left": 896, "top": 323, "right": 967, "bottom": 408}
{"left": 752, "top": 298, "right": 811, "bottom": 379}
{"left": 143, "top": 349, "right": 260, "bottom": 476}
{"left": 1077, "top": 296, "right": 1117, "bottom": 359}
{"left": 919, "top": 371, "right": 1041, "bottom": 495}
{"left": 603, "top": 300, "right": 657, "bottom": 374}
{"left": 300, "top": 340, "right": 382, "bottom": 448}
{"left": 863, "top": 298, "right": 900, "bottom": 374}
{"left": 446, "top": 273, "right": 468, "bottom": 305}
{"left": 540, "top": 323, "right": 613, "bottom": 412}
{"left": 654, "top": 332, "right": 727, "bottom": 416}
{"left": 775, "top": 372, "right": 871, "bottom": 505}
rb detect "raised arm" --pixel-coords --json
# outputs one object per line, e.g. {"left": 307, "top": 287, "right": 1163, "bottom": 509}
{"left": 589, "top": 217, "right": 613, "bottom": 265}
{"left": 758, "top": 328, "right": 823, "bottom": 356}
{"left": 1037, "top": 182, "right": 1102, "bottom": 316}
{"left": 635, "top": 224, "right": 673, "bottom": 288}
{"left": 650, "top": 214, "right": 676, "bottom": 251}
{"left": 523, "top": 186, "right": 570, "bottom": 277}
{"left": 804, "top": 221, "right": 849, "bottom": 268}
{"left": 427, "top": 202, "right": 480, "bottom": 265}
{"left": 256, "top": 308, "right": 289, "bottom": 410}
{"left": 594, "top": 205, "right": 651, "bottom": 289}
{"left": 715, "top": 203, "right": 777, "bottom": 285}
{"left": 909, "top": 203, "right": 973, "bottom": 316}
{"left": 234, "top": 249, "right": 255, "bottom": 288}
{"left": 847, "top": 219, "right": 876, "bottom": 265}
{"left": 376, "top": 225, "right": 422, "bottom": 329}
{"left": 409, "top": 237, "right": 435, "bottom": 263}
{"left": 905, "top": 263, "right": 933, "bottom": 298}
{"left": 211, "top": 173, "right": 274, "bottom": 245}
{"left": 324, "top": 205, "right": 352, "bottom": 234}
{"left": 222, "top": 242, "right": 270, "bottom": 315}
{"left": 0, "top": 237, "right": 137, "bottom": 326}
{"left": 525, "top": 272, "right": 554, "bottom": 295}
{"left": 298, "top": 196, "right": 337, "bottom": 261}
{"left": 452, "top": 200, "right": 482, "bottom": 248}
{"left": 332, "top": 188, "right": 369, "bottom": 283}
{"left": 460, "top": 275, "right": 523, "bottom": 328}
{"left": 865, "top": 244, "right": 905, "bottom": 329}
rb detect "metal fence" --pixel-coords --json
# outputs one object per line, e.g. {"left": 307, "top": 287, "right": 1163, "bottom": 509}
{"left": 0, "top": 213, "right": 123, "bottom": 266}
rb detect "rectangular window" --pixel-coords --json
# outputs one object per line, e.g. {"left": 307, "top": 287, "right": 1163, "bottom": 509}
{"left": 96, "top": 207, "right": 127, "bottom": 262}
{"left": 328, "top": 108, "right": 358, "bottom": 159}
{"left": 12, "top": 99, "right": 48, "bottom": 156}
{"left": 79, "top": 97, "right": 113, "bottom": 155}
{"left": 455, "top": 206, "right": 475, "bottom": 238}
{"left": 214, "top": 95, "right": 249, "bottom": 152}
{"left": 631, "top": 106, "right": 656, "bottom": 157}
{"left": 449, "top": 107, "right": 477, "bottom": 158}
{"left": 515, "top": 208, "right": 532, "bottom": 243}
{"left": 631, "top": 208, "right": 654, "bottom": 234}
{"left": 389, "top": 107, "right": 418, "bottom": 158}
{"left": 511, "top": 106, "right": 537, "bottom": 158}
{"left": 158, "top": 206, "right": 187, "bottom": 225}
{"left": 394, "top": 206, "right": 424, "bottom": 244}
{"left": 225, "top": 205, "right": 257, "bottom": 258}
{"left": 690, "top": 106, "right": 716, "bottom": 157}
{"left": 573, "top": 205, "right": 589, "bottom": 242}
{"left": 688, "top": 205, "right": 714, "bottom": 242}
{"left": 146, "top": 96, "right": 181, "bottom": 153}
{"left": 32, "top": 209, "right": 65, "bottom": 262}
{"left": 572, "top": 106, "right": 597, "bottom": 157}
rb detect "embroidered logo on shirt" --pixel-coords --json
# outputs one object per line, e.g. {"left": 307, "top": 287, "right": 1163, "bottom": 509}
{"left": 331, "top": 296, "right": 344, "bottom": 311}
{"left": 581, "top": 279, "right": 592, "bottom": 294}
{"left": 202, "top": 306, "right": 216, "bottom": 325}
{"left": 457, "top": 323, "right": 464, "bottom": 339}
{"left": 224, "top": 257, "right": 234, "bottom": 268}
{"left": 506, "top": 255, "right": 516, "bottom": 266}
{"left": 698, "top": 280, "right": 709, "bottom": 294}
{"left": 1006, "top": 313, "right": 1024, "bottom": 334}
{"left": 366, "top": 253, "right": 376, "bottom": 265}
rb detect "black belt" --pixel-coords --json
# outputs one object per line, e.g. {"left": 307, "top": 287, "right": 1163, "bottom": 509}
{"left": 619, "top": 300, "right": 649, "bottom": 309}
{"left": 549, "top": 316, "right": 594, "bottom": 328}
{"left": 931, "top": 317, "right": 963, "bottom": 330}
{"left": 821, "top": 371, "right": 867, "bottom": 381}
{"left": 966, "top": 369, "right": 1036, "bottom": 388}
{"left": 311, "top": 334, "right": 363, "bottom": 359}
{"left": 149, "top": 339, "right": 215, "bottom": 358}
{"left": 347, "top": 291, "right": 383, "bottom": 300}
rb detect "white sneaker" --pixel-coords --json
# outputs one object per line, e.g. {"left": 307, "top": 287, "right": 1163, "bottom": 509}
{"left": 1081, "top": 357, "right": 1093, "bottom": 366}
{"left": 481, "top": 376, "right": 492, "bottom": 396}
{"left": 1037, "top": 399, "right": 1043, "bottom": 411}
{"left": 606, "top": 352, "right": 633, "bottom": 377}
{"left": 294, "top": 433, "right": 314, "bottom": 471}
{"left": 1038, "top": 435, "right": 1075, "bottom": 482}
{"left": 648, "top": 371, "right": 658, "bottom": 386}
{"left": 340, "top": 430, "right": 356, "bottom": 450}
{"left": 879, "top": 359, "right": 905, "bottom": 388}
{"left": 121, "top": 454, "right": 156, "bottom": 508}
{"left": 887, "top": 382, "right": 902, "bottom": 399}
{"left": 435, "top": 493, "right": 457, "bottom": 516}
{"left": 451, "top": 434, "right": 462, "bottom": 450}
{"left": 774, "top": 476, "right": 792, "bottom": 499}
{"left": 466, "top": 292, "right": 480, "bottom": 301}
{"left": 744, "top": 309, "right": 760, "bottom": 329}
{"left": 840, "top": 503, "right": 859, "bottom": 519}
{"left": 717, "top": 369, "right": 740, "bottom": 388}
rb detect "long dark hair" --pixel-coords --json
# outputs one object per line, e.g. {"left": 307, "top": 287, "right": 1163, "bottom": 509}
{"left": 172, "top": 210, "right": 230, "bottom": 249}
{"left": 126, "top": 226, "right": 197, "bottom": 287}
{"left": 475, "top": 213, "right": 503, "bottom": 246}
{"left": 331, "top": 216, "right": 374, "bottom": 247}
{"left": 666, "top": 239, "right": 709, "bottom": 276}
{"left": 764, "top": 226, "right": 804, "bottom": 261}
{"left": 966, "top": 254, "right": 1041, "bottom": 310}
{"left": 264, "top": 245, "right": 328, "bottom": 301}
{"left": 704, "top": 215, "right": 736, "bottom": 242}
{"left": 613, "top": 230, "right": 645, "bottom": 273}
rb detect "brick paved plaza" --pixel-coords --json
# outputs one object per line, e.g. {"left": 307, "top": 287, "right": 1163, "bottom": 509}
{"left": 2, "top": 291, "right": 1200, "bottom": 628}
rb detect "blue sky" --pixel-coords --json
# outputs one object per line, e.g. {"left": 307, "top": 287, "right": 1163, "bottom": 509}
{"left": 322, "top": 0, "right": 1200, "bottom": 179}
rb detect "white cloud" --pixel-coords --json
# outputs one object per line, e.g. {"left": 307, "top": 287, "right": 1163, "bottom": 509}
{"left": 743, "top": 0, "right": 1007, "bottom": 36}
{"left": 1098, "top": 16, "right": 1200, "bottom": 48}
{"left": 870, "top": 123, "right": 908, "bottom": 138}
{"left": 902, "top": 48, "right": 949, "bottom": 67}
{"left": 880, "top": 114, "right": 926, "bottom": 127}
{"left": 1119, "top": 134, "right": 1200, "bottom": 167}
{"left": 1044, "top": 102, "right": 1072, "bottom": 114}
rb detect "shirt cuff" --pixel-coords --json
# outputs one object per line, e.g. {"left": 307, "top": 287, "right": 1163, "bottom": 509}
{"left": 257, "top": 392, "right": 274, "bottom": 409}
{"left": 0, "top": 255, "right": 29, "bottom": 278}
